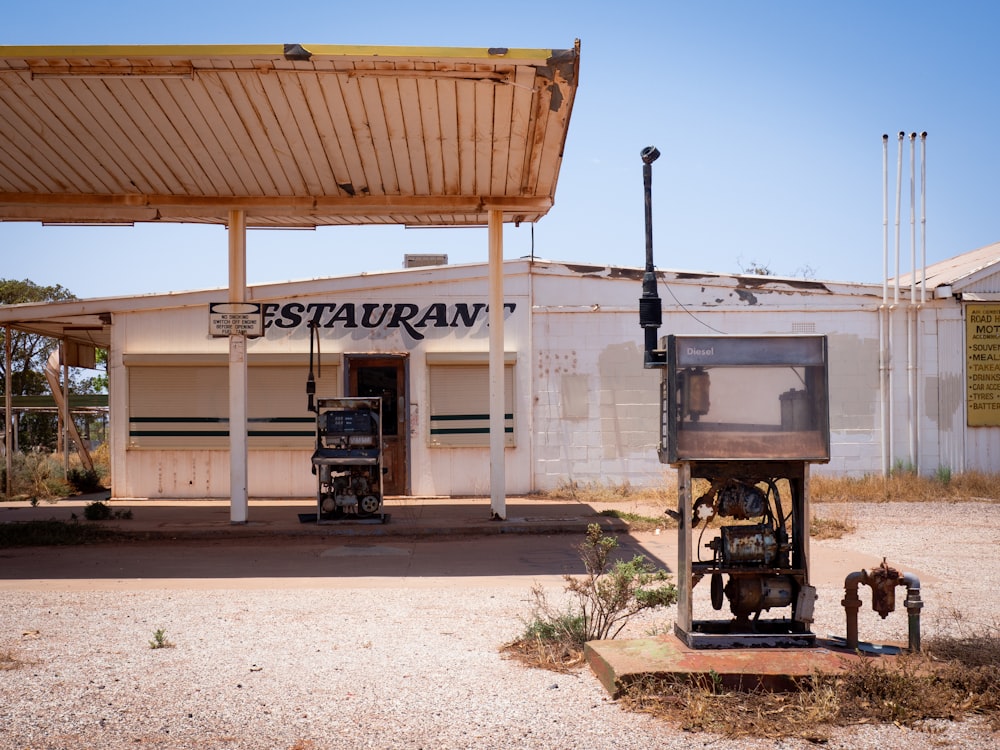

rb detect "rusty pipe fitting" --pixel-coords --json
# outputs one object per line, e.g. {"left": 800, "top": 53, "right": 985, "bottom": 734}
{"left": 842, "top": 570, "right": 866, "bottom": 651}
{"left": 842, "top": 565, "right": 923, "bottom": 653}
{"left": 869, "top": 559, "right": 901, "bottom": 618}
{"left": 902, "top": 572, "right": 922, "bottom": 652}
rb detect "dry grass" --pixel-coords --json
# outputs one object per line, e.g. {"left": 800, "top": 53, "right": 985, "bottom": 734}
{"left": 536, "top": 478, "right": 676, "bottom": 505}
{"left": 810, "top": 470, "right": 1000, "bottom": 503}
{"left": 539, "top": 472, "right": 1000, "bottom": 510}
{"left": 597, "top": 509, "right": 672, "bottom": 532}
{"left": 620, "top": 638, "right": 1000, "bottom": 740}
{"left": 810, "top": 503, "right": 857, "bottom": 539}
{"left": 0, "top": 648, "right": 28, "bottom": 671}
{"left": 501, "top": 633, "right": 586, "bottom": 673}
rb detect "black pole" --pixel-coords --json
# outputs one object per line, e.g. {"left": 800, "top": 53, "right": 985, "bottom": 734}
{"left": 639, "top": 146, "right": 663, "bottom": 366}
{"left": 306, "top": 322, "right": 317, "bottom": 413}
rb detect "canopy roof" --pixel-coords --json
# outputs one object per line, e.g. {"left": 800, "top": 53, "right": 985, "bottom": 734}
{"left": 0, "top": 42, "right": 579, "bottom": 227}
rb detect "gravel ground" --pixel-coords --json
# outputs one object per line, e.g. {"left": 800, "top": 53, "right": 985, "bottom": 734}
{"left": 0, "top": 501, "right": 997, "bottom": 749}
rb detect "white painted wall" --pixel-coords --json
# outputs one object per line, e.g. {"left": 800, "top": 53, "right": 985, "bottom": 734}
{"left": 107, "top": 259, "right": 993, "bottom": 500}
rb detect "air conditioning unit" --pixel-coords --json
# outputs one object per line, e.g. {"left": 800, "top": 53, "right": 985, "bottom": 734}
{"left": 403, "top": 253, "right": 448, "bottom": 268}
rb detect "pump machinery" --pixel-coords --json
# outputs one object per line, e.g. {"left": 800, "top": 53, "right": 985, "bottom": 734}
{"left": 310, "top": 397, "right": 384, "bottom": 520}
{"left": 306, "top": 324, "right": 385, "bottom": 523}
{"left": 639, "top": 146, "right": 831, "bottom": 648}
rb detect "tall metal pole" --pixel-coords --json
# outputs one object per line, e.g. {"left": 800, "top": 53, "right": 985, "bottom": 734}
{"left": 639, "top": 146, "right": 663, "bottom": 367}
{"left": 228, "top": 209, "right": 249, "bottom": 523}
{"left": 879, "top": 135, "right": 889, "bottom": 476}
{"left": 4, "top": 326, "right": 11, "bottom": 497}
{"left": 488, "top": 207, "right": 506, "bottom": 520}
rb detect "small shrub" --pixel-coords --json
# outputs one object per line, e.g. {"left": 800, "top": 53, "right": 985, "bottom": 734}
{"left": 568, "top": 524, "right": 678, "bottom": 641}
{"left": 935, "top": 465, "right": 952, "bottom": 485}
{"left": 83, "top": 500, "right": 112, "bottom": 520}
{"left": 891, "top": 458, "right": 916, "bottom": 476}
{"left": 67, "top": 467, "right": 103, "bottom": 494}
{"left": 149, "top": 628, "right": 173, "bottom": 649}
{"left": 504, "top": 524, "right": 677, "bottom": 671}
{"left": 82, "top": 500, "right": 132, "bottom": 521}
{"left": 11, "top": 451, "right": 71, "bottom": 499}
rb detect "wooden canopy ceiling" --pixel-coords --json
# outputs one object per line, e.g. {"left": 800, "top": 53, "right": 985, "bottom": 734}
{"left": 0, "top": 42, "right": 580, "bottom": 227}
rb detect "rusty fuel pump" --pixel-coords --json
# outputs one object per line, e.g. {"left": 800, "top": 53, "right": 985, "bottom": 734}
{"left": 305, "top": 322, "right": 386, "bottom": 523}
{"left": 639, "top": 146, "right": 830, "bottom": 648}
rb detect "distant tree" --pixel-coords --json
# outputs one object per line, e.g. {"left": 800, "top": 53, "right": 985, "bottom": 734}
{"left": 793, "top": 264, "right": 817, "bottom": 280}
{"left": 75, "top": 348, "right": 108, "bottom": 394}
{"left": 737, "top": 259, "right": 819, "bottom": 280}
{"left": 737, "top": 257, "right": 774, "bottom": 276}
{"left": 0, "top": 279, "right": 78, "bottom": 449}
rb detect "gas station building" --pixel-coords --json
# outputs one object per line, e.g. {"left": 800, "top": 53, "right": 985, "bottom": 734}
{"left": 1, "top": 43, "right": 998, "bottom": 509}
{"left": 2, "top": 247, "right": 999, "bottom": 501}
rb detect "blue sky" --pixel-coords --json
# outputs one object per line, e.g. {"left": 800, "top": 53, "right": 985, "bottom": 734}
{"left": 2, "top": 1, "right": 998, "bottom": 298}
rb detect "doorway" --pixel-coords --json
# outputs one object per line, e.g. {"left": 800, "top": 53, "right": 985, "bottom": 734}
{"left": 345, "top": 355, "right": 409, "bottom": 495}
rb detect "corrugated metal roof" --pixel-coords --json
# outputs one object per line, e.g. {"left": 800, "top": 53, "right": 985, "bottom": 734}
{"left": 0, "top": 42, "right": 579, "bottom": 227}
{"left": 897, "top": 241, "right": 1000, "bottom": 292}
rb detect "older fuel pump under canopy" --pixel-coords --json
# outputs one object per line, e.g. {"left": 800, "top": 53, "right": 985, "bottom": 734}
{"left": 638, "top": 146, "right": 830, "bottom": 648}
{"left": 306, "top": 323, "right": 386, "bottom": 522}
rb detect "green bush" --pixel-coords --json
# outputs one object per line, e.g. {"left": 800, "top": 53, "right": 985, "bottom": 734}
{"left": 67, "top": 467, "right": 103, "bottom": 494}
{"left": 83, "top": 500, "right": 131, "bottom": 521}
{"left": 83, "top": 500, "right": 112, "bottom": 520}
{"left": 506, "top": 524, "right": 678, "bottom": 670}
{"left": 7, "top": 452, "right": 71, "bottom": 499}
{"left": 568, "top": 523, "right": 678, "bottom": 641}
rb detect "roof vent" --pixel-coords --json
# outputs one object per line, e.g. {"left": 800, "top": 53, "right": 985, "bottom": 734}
{"left": 404, "top": 253, "right": 448, "bottom": 268}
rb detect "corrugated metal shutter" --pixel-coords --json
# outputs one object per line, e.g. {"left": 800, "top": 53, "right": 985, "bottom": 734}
{"left": 128, "top": 364, "right": 339, "bottom": 449}
{"left": 248, "top": 366, "right": 340, "bottom": 448}
{"left": 428, "top": 364, "right": 514, "bottom": 447}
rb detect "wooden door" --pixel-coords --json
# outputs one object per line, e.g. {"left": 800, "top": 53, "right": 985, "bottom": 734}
{"left": 347, "top": 356, "right": 408, "bottom": 495}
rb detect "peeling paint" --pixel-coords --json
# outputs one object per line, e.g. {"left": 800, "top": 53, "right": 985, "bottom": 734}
{"left": 676, "top": 272, "right": 722, "bottom": 281}
{"left": 737, "top": 277, "right": 832, "bottom": 293}
{"left": 735, "top": 288, "right": 758, "bottom": 305}
{"left": 547, "top": 82, "right": 564, "bottom": 112}
{"left": 561, "top": 262, "right": 611, "bottom": 277}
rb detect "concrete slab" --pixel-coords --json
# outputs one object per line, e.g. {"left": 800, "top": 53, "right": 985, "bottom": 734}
{"left": 0, "top": 495, "right": 629, "bottom": 541}
{"left": 585, "top": 634, "right": 898, "bottom": 697}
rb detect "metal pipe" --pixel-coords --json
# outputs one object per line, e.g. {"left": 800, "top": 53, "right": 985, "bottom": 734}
{"left": 880, "top": 135, "right": 889, "bottom": 476}
{"left": 882, "top": 135, "right": 889, "bottom": 307}
{"left": 639, "top": 146, "right": 663, "bottom": 367}
{"left": 909, "top": 133, "right": 917, "bottom": 304}
{"left": 902, "top": 572, "right": 923, "bottom": 652}
{"left": 920, "top": 132, "right": 927, "bottom": 304}
{"left": 888, "top": 132, "right": 904, "bottom": 471}
{"left": 842, "top": 570, "right": 866, "bottom": 650}
{"left": 908, "top": 135, "right": 918, "bottom": 468}
{"left": 894, "top": 132, "right": 903, "bottom": 306}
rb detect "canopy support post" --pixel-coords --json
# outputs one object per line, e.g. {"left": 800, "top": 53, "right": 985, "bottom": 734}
{"left": 228, "top": 209, "right": 249, "bottom": 523}
{"left": 4, "top": 326, "right": 11, "bottom": 498}
{"left": 488, "top": 208, "right": 506, "bottom": 520}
